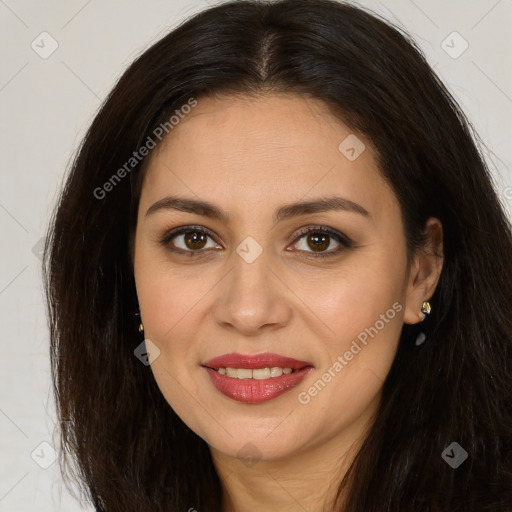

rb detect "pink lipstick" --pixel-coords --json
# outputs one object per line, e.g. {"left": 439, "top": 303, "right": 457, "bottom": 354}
{"left": 202, "top": 352, "right": 314, "bottom": 404}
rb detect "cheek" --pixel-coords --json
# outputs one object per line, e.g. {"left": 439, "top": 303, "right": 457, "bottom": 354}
{"left": 133, "top": 253, "right": 202, "bottom": 405}
{"left": 301, "top": 244, "right": 406, "bottom": 400}
{"left": 295, "top": 282, "right": 403, "bottom": 437}
{"left": 135, "top": 267, "right": 205, "bottom": 423}
{"left": 300, "top": 246, "right": 405, "bottom": 346}
{"left": 138, "top": 277, "right": 199, "bottom": 339}
{"left": 134, "top": 243, "right": 204, "bottom": 342}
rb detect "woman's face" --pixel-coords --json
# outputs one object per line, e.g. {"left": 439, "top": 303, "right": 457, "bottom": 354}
{"left": 133, "top": 93, "right": 439, "bottom": 463}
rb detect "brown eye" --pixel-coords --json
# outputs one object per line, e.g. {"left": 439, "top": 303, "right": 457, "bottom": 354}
{"left": 305, "top": 233, "right": 331, "bottom": 252}
{"left": 160, "top": 226, "right": 221, "bottom": 254}
{"left": 291, "top": 227, "right": 352, "bottom": 258}
{"left": 183, "top": 231, "right": 208, "bottom": 250}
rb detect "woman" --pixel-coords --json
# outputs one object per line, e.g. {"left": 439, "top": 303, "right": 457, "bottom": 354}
{"left": 43, "top": 0, "right": 512, "bottom": 510}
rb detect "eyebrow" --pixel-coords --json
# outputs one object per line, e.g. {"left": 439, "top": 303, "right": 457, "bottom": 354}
{"left": 145, "top": 195, "right": 370, "bottom": 224}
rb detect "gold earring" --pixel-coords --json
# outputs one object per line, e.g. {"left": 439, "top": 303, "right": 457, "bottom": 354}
{"left": 139, "top": 322, "right": 144, "bottom": 333}
{"left": 421, "top": 301, "right": 431, "bottom": 315}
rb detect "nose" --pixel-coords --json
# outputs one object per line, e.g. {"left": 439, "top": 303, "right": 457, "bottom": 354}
{"left": 212, "top": 249, "right": 292, "bottom": 336}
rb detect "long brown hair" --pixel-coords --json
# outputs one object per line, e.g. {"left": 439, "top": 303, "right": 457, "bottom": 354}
{"left": 43, "top": 0, "right": 512, "bottom": 510}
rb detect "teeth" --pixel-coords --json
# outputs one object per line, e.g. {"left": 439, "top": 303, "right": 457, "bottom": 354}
{"left": 270, "top": 367, "right": 282, "bottom": 377}
{"left": 216, "top": 366, "right": 295, "bottom": 379}
{"left": 236, "top": 368, "right": 253, "bottom": 379}
{"left": 253, "top": 368, "right": 271, "bottom": 380}
{"left": 226, "top": 367, "right": 238, "bottom": 378}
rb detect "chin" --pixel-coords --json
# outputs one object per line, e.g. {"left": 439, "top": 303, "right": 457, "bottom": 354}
{"left": 208, "top": 434, "right": 303, "bottom": 463}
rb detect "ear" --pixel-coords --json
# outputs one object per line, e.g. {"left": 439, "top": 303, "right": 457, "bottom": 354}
{"left": 403, "top": 217, "right": 444, "bottom": 325}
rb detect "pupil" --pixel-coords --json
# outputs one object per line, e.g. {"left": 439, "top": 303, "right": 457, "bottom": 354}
{"left": 185, "top": 232, "right": 207, "bottom": 250}
{"left": 308, "top": 234, "right": 329, "bottom": 251}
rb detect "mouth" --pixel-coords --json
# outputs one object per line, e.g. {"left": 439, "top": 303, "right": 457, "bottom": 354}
{"left": 201, "top": 352, "right": 314, "bottom": 404}
{"left": 206, "top": 366, "right": 298, "bottom": 378}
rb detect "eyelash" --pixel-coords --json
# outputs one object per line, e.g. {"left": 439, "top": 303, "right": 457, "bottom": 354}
{"left": 158, "top": 225, "right": 353, "bottom": 258}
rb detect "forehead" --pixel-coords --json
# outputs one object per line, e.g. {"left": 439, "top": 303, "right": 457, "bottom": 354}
{"left": 139, "top": 93, "right": 396, "bottom": 221}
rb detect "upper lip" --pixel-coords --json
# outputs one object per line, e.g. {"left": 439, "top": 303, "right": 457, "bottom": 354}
{"left": 202, "top": 352, "right": 314, "bottom": 370}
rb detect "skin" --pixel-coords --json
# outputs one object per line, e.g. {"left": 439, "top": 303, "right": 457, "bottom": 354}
{"left": 132, "top": 93, "right": 444, "bottom": 512}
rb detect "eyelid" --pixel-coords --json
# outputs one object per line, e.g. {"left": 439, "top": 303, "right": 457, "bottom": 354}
{"left": 158, "top": 224, "right": 220, "bottom": 249}
{"left": 292, "top": 225, "right": 352, "bottom": 247}
{"left": 289, "top": 225, "right": 353, "bottom": 258}
{"left": 158, "top": 224, "right": 353, "bottom": 257}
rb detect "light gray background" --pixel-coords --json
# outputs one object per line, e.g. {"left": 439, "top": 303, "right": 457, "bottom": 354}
{"left": 1, "top": 0, "right": 511, "bottom": 510}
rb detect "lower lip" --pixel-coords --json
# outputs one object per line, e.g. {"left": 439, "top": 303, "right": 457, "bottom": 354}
{"left": 203, "top": 366, "right": 313, "bottom": 404}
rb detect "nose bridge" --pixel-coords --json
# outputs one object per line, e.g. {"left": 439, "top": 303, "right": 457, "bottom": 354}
{"left": 213, "top": 238, "right": 291, "bottom": 334}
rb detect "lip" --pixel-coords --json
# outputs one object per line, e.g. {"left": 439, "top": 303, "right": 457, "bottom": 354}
{"left": 202, "top": 352, "right": 313, "bottom": 370}
{"left": 202, "top": 352, "right": 314, "bottom": 404}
